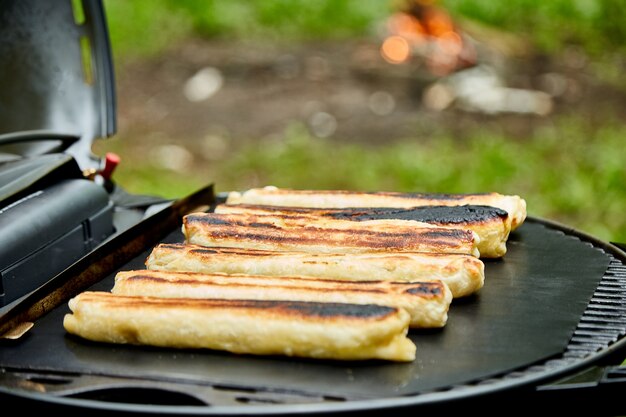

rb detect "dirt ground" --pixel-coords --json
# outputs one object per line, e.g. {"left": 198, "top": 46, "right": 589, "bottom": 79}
{"left": 112, "top": 36, "right": 626, "bottom": 150}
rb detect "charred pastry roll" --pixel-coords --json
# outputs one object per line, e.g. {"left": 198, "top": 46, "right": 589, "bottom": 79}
{"left": 63, "top": 291, "right": 416, "bottom": 362}
{"left": 112, "top": 269, "right": 453, "bottom": 328}
{"left": 215, "top": 203, "right": 510, "bottom": 258}
{"left": 146, "top": 244, "right": 484, "bottom": 298}
{"left": 182, "top": 212, "right": 481, "bottom": 258}
{"left": 225, "top": 186, "right": 527, "bottom": 231}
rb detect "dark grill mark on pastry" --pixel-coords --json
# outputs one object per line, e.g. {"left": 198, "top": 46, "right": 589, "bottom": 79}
{"left": 159, "top": 243, "right": 191, "bottom": 251}
{"left": 188, "top": 247, "right": 219, "bottom": 255}
{"left": 190, "top": 226, "right": 471, "bottom": 250}
{"left": 187, "top": 246, "right": 275, "bottom": 257}
{"left": 187, "top": 214, "right": 280, "bottom": 230}
{"left": 420, "top": 228, "right": 471, "bottom": 240}
{"left": 249, "top": 222, "right": 280, "bottom": 229}
{"left": 189, "top": 216, "right": 231, "bottom": 226}
{"left": 188, "top": 247, "right": 219, "bottom": 254}
{"left": 120, "top": 274, "right": 390, "bottom": 294}
{"left": 405, "top": 284, "right": 443, "bottom": 296}
{"left": 94, "top": 295, "right": 397, "bottom": 320}
{"left": 219, "top": 204, "right": 508, "bottom": 225}
{"left": 322, "top": 205, "right": 508, "bottom": 224}
{"left": 275, "top": 300, "right": 396, "bottom": 319}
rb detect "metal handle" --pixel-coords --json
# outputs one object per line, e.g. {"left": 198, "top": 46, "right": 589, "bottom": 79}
{"left": 526, "top": 364, "right": 626, "bottom": 414}
{"left": 611, "top": 242, "right": 626, "bottom": 252}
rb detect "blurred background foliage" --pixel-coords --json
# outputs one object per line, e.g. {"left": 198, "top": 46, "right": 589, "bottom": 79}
{"left": 105, "top": 0, "right": 389, "bottom": 58}
{"left": 97, "top": 0, "right": 626, "bottom": 243}
{"left": 104, "top": 0, "right": 626, "bottom": 60}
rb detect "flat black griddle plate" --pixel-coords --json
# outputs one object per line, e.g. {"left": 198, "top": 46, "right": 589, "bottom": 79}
{"left": 0, "top": 216, "right": 613, "bottom": 408}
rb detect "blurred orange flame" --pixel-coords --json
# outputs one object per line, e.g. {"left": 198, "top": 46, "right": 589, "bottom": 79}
{"left": 423, "top": 7, "right": 454, "bottom": 37}
{"left": 437, "top": 31, "right": 463, "bottom": 56}
{"left": 381, "top": 1, "right": 476, "bottom": 75}
{"left": 387, "top": 12, "right": 425, "bottom": 43}
{"left": 381, "top": 35, "right": 411, "bottom": 64}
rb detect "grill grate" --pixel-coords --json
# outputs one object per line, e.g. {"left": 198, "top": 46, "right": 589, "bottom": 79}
{"left": 563, "top": 258, "right": 626, "bottom": 359}
{"left": 434, "top": 245, "right": 626, "bottom": 395}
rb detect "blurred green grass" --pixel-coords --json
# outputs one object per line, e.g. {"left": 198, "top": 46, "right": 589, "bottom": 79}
{"left": 98, "top": 0, "right": 626, "bottom": 244}
{"left": 103, "top": 0, "right": 626, "bottom": 91}
{"left": 103, "top": 0, "right": 626, "bottom": 61}
{"left": 103, "top": 0, "right": 391, "bottom": 60}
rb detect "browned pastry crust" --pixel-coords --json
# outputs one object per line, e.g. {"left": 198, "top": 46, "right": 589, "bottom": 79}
{"left": 63, "top": 291, "right": 416, "bottom": 362}
{"left": 182, "top": 212, "right": 481, "bottom": 257}
{"left": 226, "top": 186, "right": 527, "bottom": 231}
{"left": 215, "top": 203, "right": 510, "bottom": 258}
{"left": 112, "top": 269, "right": 453, "bottom": 328}
{"left": 146, "top": 243, "right": 484, "bottom": 298}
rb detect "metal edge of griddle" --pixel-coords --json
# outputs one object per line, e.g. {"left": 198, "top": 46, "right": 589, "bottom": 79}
{"left": 0, "top": 183, "right": 215, "bottom": 339}
{"left": 3, "top": 213, "right": 626, "bottom": 416}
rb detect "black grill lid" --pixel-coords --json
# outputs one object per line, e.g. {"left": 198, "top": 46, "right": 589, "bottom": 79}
{"left": 0, "top": 0, "right": 116, "bottom": 170}
{"left": 0, "top": 178, "right": 114, "bottom": 306}
{"left": 0, "top": 153, "right": 82, "bottom": 204}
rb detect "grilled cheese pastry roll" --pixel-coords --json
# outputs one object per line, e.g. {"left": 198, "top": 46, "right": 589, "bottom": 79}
{"left": 64, "top": 291, "right": 416, "bottom": 362}
{"left": 146, "top": 244, "right": 484, "bottom": 298}
{"left": 112, "top": 270, "right": 452, "bottom": 328}
{"left": 226, "top": 186, "right": 527, "bottom": 231}
{"left": 183, "top": 212, "right": 481, "bottom": 258}
{"left": 215, "top": 203, "right": 510, "bottom": 258}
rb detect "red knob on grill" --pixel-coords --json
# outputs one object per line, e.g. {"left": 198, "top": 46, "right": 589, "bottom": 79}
{"left": 100, "top": 152, "right": 121, "bottom": 181}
